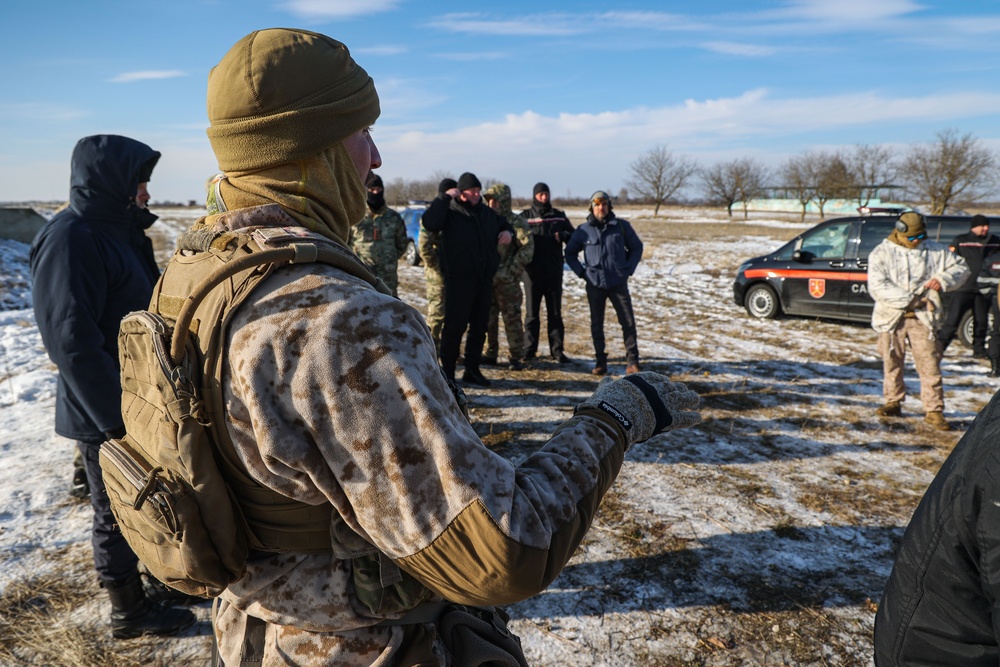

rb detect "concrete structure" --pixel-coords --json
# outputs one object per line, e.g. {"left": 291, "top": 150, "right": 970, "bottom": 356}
{"left": 0, "top": 207, "right": 48, "bottom": 244}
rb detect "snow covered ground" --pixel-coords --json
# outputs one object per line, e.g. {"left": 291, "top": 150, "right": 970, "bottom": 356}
{"left": 1, "top": 204, "right": 992, "bottom": 665}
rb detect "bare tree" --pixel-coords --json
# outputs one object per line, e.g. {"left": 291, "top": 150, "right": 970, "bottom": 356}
{"left": 845, "top": 143, "right": 897, "bottom": 207}
{"left": 626, "top": 145, "right": 699, "bottom": 216}
{"left": 899, "top": 129, "right": 998, "bottom": 214}
{"left": 701, "top": 158, "right": 768, "bottom": 219}
{"left": 808, "top": 151, "right": 851, "bottom": 219}
{"left": 779, "top": 154, "right": 816, "bottom": 221}
{"left": 702, "top": 162, "right": 740, "bottom": 217}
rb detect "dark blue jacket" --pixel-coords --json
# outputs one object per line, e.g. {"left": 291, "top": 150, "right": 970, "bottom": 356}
{"left": 565, "top": 212, "right": 643, "bottom": 289}
{"left": 30, "top": 135, "right": 160, "bottom": 441}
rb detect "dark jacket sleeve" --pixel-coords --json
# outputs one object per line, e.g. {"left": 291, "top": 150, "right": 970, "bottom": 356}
{"left": 873, "top": 391, "right": 1000, "bottom": 666}
{"left": 420, "top": 195, "right": 451, "bottom": 233}
{"left": 564, "top": 228, "right": 586, "bottom": 279}
{"left": 622, "top": 220, "right": 643, "bottom": 276}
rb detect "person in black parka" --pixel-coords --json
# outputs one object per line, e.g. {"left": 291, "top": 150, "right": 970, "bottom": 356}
{"left": 30, "top": 134, "right": 195, "bottom": 639}
{"left": 420, "top": 171, "right": 513, "bottom": 386}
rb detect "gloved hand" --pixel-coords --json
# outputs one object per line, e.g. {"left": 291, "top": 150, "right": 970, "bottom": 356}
{"left": 575, "top": 372, "right": 700, "bottom": 448}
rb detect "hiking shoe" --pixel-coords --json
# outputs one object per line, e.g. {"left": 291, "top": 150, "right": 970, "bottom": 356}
{"left": 591, "top": 363, "right": 607, "bottom": 376}
{"left": 462, "top": 369, "right": 491, "bottom": 387}
{"left": 480, "top": 356, "right": 499, "bottom": 367}
{"left": 875, "top": 401, "right": 902, "bottom": 417}
{"left": 924, "top": 411, "right": 952, "bottom": 431}
{"left": 625, "top": 363, "right": 641, "bottom": 375}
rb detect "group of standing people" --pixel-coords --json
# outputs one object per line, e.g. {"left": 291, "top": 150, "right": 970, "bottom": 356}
{"left": 413, "top": 179, "right": 647, "bottom": 385}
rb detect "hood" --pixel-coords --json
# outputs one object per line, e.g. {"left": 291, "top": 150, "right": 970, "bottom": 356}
{"left": 68, "top": 135, "right": 160, "bottom": 228}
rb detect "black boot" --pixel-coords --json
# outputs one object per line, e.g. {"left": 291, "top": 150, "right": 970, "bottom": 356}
{"left": 107, "top": 573, "right": 196, "bottom": 639}
{"left": 990, "top": 357, "right": 1000, "bottom": 378}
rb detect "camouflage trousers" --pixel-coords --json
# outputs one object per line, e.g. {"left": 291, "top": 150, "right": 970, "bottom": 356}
{"left": 424, "top": 269, "right": 444, "bottom": 353}
{"left": 878, "top": 316, "right": 944, "bottom": 413}
{"left": 485, "top": 276, "right": 525, "bottom": 361}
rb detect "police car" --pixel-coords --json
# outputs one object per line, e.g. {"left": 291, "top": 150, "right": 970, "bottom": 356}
{"left": 732, "top": 209, "right": 995, "bottom": 346}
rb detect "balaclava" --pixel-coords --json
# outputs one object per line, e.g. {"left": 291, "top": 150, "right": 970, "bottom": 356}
{"left": 204, "top": 28, "right": 380, "bottom": 244}
{"left": 532, "top": 182, "right": 551, "bottom": 213}
{"left": 367, "top": 174, "right": 385, "bottom": 212}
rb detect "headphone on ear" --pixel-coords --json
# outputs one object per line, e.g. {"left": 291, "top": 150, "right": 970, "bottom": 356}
{"left": 895, "top": 218, "right": 908, "bottom": 233}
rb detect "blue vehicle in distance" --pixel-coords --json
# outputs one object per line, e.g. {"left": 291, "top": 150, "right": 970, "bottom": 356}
{"left": 399, "top": 201, "right": 430, "bottom": 266}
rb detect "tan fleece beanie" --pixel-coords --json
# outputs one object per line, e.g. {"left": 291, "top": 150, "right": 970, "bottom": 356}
{"left": 206, "top": 28, "right": 380, "bottom": 172}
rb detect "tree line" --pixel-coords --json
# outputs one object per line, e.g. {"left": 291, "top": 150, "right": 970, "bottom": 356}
{"left": 381, "top": 129, "right": 998, "bottom": 219}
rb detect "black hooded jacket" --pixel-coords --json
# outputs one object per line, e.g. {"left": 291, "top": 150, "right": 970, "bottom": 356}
{"left": 30, "top": 135, "right": 161, "bottom": 441}
{"left": 874, "top": 388, "right": 1000, "bottom": 665}
{"left": 421, "top": 194, "right": 513, "bottom": 279}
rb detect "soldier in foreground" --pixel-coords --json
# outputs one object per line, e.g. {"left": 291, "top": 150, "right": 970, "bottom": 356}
{"left": 483, "top": 183, "right": 534, "bottom": 370}
{"left": 191, "top": 28, "right": 700, "bottom": 665}
{"left": 349, "top": 173, "right": 408, "bottom": 296}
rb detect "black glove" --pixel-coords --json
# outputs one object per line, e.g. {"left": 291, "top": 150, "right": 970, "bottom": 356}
{"left": 576, "top": 372, "right": 700, "bottom": 448}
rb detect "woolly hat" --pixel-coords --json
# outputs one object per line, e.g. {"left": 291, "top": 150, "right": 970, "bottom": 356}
{"left": 897, "top": 211, "right": 926, "bottom": 236}
{"left": 971, "top": 214, "right": 990, "bottom": 229}
{"left": 438, "top": 177, "right": 457, "bottom": 195}
{"left": 533, "top": 182, "right": 550, "bottom": 196}
{"left": 457, "top": 172, "right": 482, "bottom": 191}
{"left": 206, "top": 28, "right": 380, "bottom": 172}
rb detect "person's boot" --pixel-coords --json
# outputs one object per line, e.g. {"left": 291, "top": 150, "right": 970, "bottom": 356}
{"left": 107, "top": 573, "right": 196, "bottom": 639}
{"left": 462, "top": 367, "right": 491, "bottom": 387}
{"left": 875, "top": 401, "right": 902, "bottom": 417}
{"left": 924, "top": 411, "right": 952, "bottom": 431}
{"left": 990, "top": 357, "right": 1000, "bottom": 378}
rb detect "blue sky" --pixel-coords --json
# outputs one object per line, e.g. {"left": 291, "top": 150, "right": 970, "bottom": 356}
{"left": 4, "top": 0, "right": 1000, "bottom": 204}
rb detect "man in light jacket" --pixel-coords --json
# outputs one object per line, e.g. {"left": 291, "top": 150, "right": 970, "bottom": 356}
{"left": 867, "top": 211, "right": 969, "bottom": 430}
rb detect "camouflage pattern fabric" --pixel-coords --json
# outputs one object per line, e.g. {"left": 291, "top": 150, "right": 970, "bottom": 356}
{"left": 419, "top": 224, "right": 445, "bottom": 352}
{"left": 349, "top": 205, "right": 408, "bottom": 296}
{"left": 209, "top": 208, "right": 636, "bottom": 665}
{"left": 484, "top": 184, "right": 534, "bottom": 361}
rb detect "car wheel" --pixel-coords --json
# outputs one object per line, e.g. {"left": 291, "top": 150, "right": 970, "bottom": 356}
{"left": 958, "top": 308, "right": 975, "bottom": 348}
{"left": 744, "top": 284, "right": 781, "bottom": 319}
{"left": 404, "top": 240, "right": 421, "bottom": 266}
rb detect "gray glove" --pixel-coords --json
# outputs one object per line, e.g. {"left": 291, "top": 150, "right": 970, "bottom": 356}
{"left": 576, "top": 372, "right": 701, "bottom": 447}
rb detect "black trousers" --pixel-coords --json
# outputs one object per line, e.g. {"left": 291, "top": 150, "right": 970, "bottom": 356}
{"left": 78, "top": 439, "right": 139, "bottom": 584}
{"left": 940, "top": 291, "right": 990, "bottom": 352}
{"left": 585, "top": 281, "right": 639, "bottom": 365}
{"left": 440, "top": 274, "right": 493, "bottom": 379}
{"left": 522, "top": 271, "right": 565, "bottom": 358}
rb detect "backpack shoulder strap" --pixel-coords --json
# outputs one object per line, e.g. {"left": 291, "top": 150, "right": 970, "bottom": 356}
{"left": 151, "top": 224, "right": 388, "bottom": 553}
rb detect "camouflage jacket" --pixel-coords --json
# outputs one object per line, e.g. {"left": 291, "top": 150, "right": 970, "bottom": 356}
{"left": 348, "top": 205, "right": 407, "bottom": 268}
{"left": 213, "top": 207, "right": 629, "bottom": 665}
{"left": 494, "top": 211, "right": 534, "bottom": 284}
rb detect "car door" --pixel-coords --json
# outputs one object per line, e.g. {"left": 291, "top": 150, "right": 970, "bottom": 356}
{"left": 780, "top": 220, "right": 855, "bottom": 317}
{"left": 846, "top": 219, "right": 896, "bottom": 319}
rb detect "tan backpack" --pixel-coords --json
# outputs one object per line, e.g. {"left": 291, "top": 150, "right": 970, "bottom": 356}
{"left": 99, "top": 224, "right": 390, "bottom": 597}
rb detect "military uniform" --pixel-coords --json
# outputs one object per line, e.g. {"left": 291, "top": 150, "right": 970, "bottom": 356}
{"left": 419, "top": 222, "right": 444, "bottom": 353}
{"left": 483, "top": 184, "right": 534, "bottom": 366}
{"left": 349, "top": 205, "right": 407, "bottom": 296}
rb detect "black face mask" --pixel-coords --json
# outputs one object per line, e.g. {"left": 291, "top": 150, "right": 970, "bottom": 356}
{"left": 367, "top": 191, "right": 385, "bottom": 211}
{"left": 534, "top": 197, "right": 551, "bottom": 214}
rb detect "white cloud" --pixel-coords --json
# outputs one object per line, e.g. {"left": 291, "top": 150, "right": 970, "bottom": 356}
{"left": 372, "top": 89, "right": 1000, "bottom": 197}
{"left": 701, "top": 41, "right": 778, "bottom": 57}
{"left": 424, "top": 13, "right": 588, "bottom": 36}
{"left": 355, "top": 45, "right": 408, "bottom": 56}
{"left": 0, "top": 103, "right": 86, "bottom": 122}
{"left": 279, "top": 0, "right": 400, "bottom": 19}
{"left": 109, "top": 70, "right": 185, "bottom": 83}
{"left": 777, "top": 0, "right": 925, "bottom": 22}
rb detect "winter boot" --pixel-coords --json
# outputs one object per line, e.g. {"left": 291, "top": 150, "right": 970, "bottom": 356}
{"left": 462, "top": 368, "right": 491, "bottom": 387}
{"left": 924, "top": 411, "right": 952, "bottom": 431}
{"left": 107, "top": 573, "right": 196, "bottom": 639}
{"left": 875, "top": 401, "right": 902, "bottom": 417}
